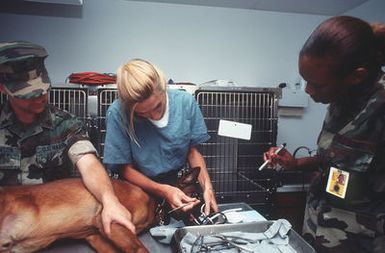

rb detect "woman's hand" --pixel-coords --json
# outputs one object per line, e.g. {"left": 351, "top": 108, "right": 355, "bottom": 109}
{"left": 202, "top": 187, "right": 218, "bottom": 216}
{"left": 263, "top": 147, "right": 297, "bottom": 170}
{"left": 162, "top": 185, "right": 201, "bottom": 212}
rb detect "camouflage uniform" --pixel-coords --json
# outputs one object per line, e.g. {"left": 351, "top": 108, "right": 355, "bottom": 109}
{"left": 303, "top": 73, "right": 385, "bottom": 253}
{"left": 0, "top": 41, "right": 97, "bottom": 185}
{"left": 0, "top": 103, "right": 94, "bottom": 185}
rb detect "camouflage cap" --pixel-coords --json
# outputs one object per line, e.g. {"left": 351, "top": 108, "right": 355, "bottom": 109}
{"left": 0, "top": 41, "right": 51, "bottom": 99}
{"left": 0, "top": 41, "right": 48, "bottom": 64}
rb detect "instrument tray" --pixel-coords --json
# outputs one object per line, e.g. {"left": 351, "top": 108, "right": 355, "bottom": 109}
{"left": 172, "top": 220, "right": 315, "bottom": 253}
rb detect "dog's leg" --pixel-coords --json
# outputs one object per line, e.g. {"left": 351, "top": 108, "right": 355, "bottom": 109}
{"left": 107, "top": 223, "right": 149, "bottom": 253}
{"left": 86, "top": 234, "right": 119, "bottom": 253}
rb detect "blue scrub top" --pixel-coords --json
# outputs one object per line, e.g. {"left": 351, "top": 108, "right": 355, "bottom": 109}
{"left": 103, "top": 89, "right": 210, "bottom": 178}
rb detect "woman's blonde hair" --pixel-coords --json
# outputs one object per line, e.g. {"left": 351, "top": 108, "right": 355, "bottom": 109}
{"left": 116, "top": 58, "right": 167, "bottom": 145}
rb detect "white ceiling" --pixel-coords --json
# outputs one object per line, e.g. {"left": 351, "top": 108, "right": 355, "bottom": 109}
{"left": 124, "top": 0, "right": 369, "bottom": 15}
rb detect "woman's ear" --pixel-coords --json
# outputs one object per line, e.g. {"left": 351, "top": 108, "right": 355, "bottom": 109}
{"left": 348, "top": 67, "right": 368, "bottom": 86}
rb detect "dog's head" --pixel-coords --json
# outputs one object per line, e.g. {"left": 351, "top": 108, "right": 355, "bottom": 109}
{"left": 176, "top": 166, "right": 201, "bottom": 198}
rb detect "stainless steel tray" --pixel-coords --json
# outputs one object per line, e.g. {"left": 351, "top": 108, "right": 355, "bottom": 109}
{"left": 172, "top": 221, "right": 315, "bottom": 253}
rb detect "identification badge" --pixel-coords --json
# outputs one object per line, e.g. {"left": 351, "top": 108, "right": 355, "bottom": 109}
{"left": 326, "top": 167, "right": 350, "bottom": 199}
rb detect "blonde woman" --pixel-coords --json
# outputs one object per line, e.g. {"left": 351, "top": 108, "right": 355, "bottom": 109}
{"left": 103, "top": 59, "right": 218, "bottom": 216}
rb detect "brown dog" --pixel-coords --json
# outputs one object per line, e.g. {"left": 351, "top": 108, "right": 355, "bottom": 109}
{"left": 0, "top": 167, "right": 201, "bottom": 253}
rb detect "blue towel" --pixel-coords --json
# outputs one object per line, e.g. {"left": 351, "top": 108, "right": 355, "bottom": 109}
{"left": 179, "top": 219, "right": 297, "bottom": 253}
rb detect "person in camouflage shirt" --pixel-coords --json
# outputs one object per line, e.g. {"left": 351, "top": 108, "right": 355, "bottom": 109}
{"left": 0, "top": 102, "right": 89, "bottom": 184}
{"left": 264, "top": 16, "right": 385, "bottom": 252}
{"left": 0, "top": 40, "right": 135, "bottom": 236}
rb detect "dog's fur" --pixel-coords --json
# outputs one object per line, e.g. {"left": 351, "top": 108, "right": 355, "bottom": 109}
{"left": 0, "top": 168, "right": 201, "bottom": 253}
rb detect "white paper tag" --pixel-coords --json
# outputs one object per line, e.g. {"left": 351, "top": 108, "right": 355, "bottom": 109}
{"left": 218, "top": 120, "right": 252, "bottom": 140}
{"left": 326, "top": 167, "right": 350, "bottom": 199}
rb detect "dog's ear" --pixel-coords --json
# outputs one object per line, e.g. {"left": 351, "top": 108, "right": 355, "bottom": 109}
{"left": 179, "top": 167, "right": 201, "bottom": 186}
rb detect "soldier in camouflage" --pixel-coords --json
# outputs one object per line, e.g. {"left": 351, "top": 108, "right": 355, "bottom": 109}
{"left": 0, "top": 41, "right": 91, "bottom": 184}
{"left": 264, "top": 16, "right": 385, "bottom": 252}
{"left": 0, "top": 40, "right": 136, "bottom": 235}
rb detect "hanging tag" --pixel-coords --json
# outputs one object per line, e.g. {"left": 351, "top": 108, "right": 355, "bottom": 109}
{"left": 326, "top": 167, "right": 350, "bottom": 199}
{"left": 218, "top": 119, "right": 252, "bottom": 140}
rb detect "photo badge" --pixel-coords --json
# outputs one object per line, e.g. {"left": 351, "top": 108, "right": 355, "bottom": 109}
{"left": 326, "top": 167, "right": 350, "bottom": 199}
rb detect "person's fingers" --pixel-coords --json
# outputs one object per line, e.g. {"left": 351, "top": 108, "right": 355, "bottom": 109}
{"left": 264, "top": 147, "right": 280, "bottom": 161}
{"left": 202, "top": 189, "right": 218, "bottom": 215}
{"left": 181, "top": 193, "right": 197, "bottom": 202}
{"left": 209, "top": 195, "right": 219, "bottom": 213}
{"left": 263, "top": 151, "right": 269, "bottom": 161}
{"left": 180, "top": 201, "right": 197, "bottom": 212}
{"left": 269, "top": 147, "right": 278, "bottom": 153}
{"left": 271, "top": 153, "right": 281, "bottom": 163}
{"left": 170, "top": 200, "right": 183, "bottom": 209}
{"left": 120, "top": 219, "right": 136, "bottom": 234}
{"left": 102, "top": 217, "right": 112, "bottom": 236}
{"left": 204, "top": 201, "right": 211, "bottom": 215}
{"left": 171, "top": 196, "right": 191, "bottom": 209}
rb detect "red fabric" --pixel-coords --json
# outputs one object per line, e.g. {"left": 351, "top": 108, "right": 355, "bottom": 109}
{"left": 67, "top": 72, "right": 116, "bottom": 85}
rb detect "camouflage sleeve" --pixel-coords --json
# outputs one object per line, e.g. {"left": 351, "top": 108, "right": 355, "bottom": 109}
{"left": 50, "top": 105, "right": 98, "bottom": 166}
{"left": 67, "top": 140, "right": 97, "bottom": 165}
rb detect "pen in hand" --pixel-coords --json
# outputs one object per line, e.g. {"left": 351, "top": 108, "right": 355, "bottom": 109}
{"left": 258, "top": 143, "right": 287, "bottom": 171}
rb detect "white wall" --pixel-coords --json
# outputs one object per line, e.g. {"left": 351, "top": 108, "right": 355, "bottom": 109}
{"left": 0, "top": 0, "right": 325, "bottom": 85}
{"left": 345, "top": 0, "right": 385, "bottom": 22}
{"left": 0, "top": 0, "right": 383, "bottom": 154}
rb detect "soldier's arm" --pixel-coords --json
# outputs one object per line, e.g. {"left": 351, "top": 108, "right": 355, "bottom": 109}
{"left": 75, "top": 153, "right": 136, "bottom": 235}
{"left": 64, "top": 119, "right": 136, "bottom": 236}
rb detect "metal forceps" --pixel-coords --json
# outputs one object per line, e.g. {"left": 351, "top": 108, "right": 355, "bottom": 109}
{"left": 190, "top": 234, "right": 254, "bottom": 252}
{"left": 212, "top": 235, "right": 254, "bottom": 252}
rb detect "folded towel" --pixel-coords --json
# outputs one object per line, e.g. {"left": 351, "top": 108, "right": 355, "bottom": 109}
{"left": 179, "top": 219, "right": 297, "bottom": 253}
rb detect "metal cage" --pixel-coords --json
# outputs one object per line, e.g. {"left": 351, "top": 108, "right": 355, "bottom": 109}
{"left": 97, "top": 88, "right": 119, "bottom": 158}
{"left": 49, "top": 87, "right": 89, "bottom": 124}
{"left": 2, "top": 85, "right": 281, "bottom": 212}
{"left": 195, "top": 87, "right": 280, "bottom": 209}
